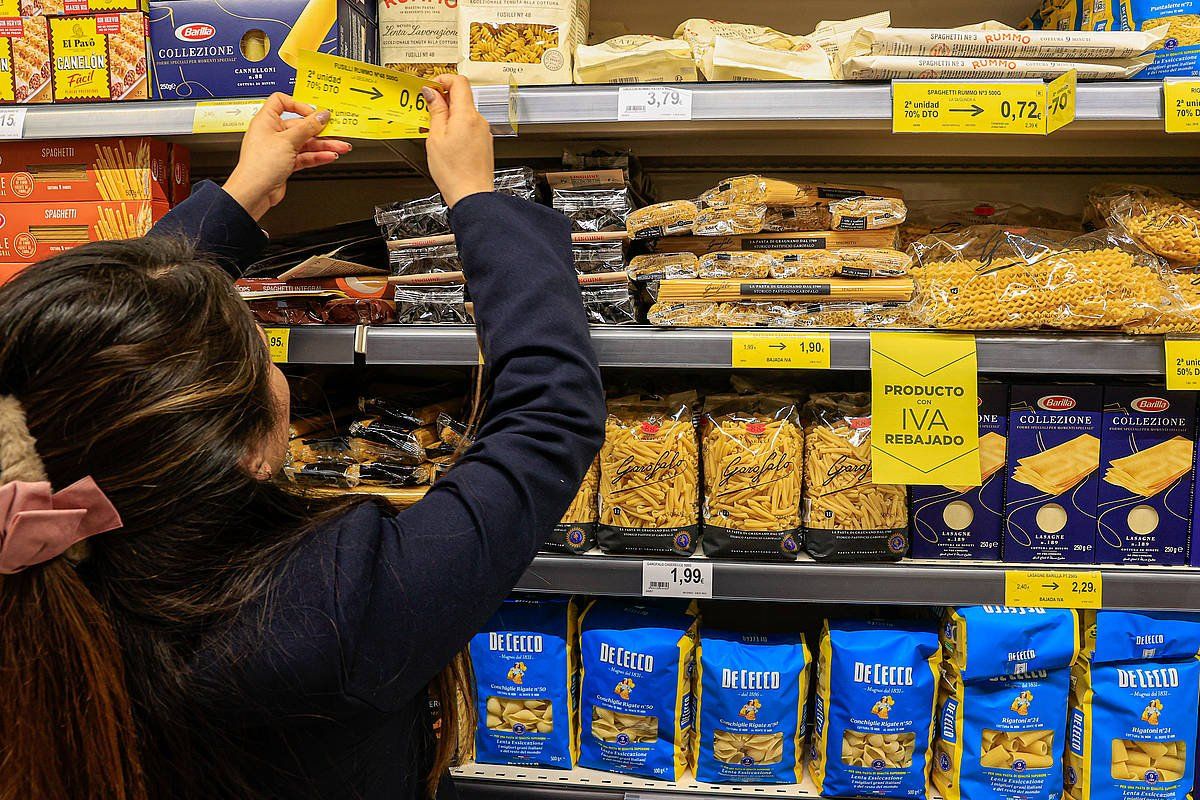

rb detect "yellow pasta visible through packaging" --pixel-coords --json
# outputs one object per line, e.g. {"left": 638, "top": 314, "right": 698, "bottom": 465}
{"left": 1111, "top": 739, "right": 1187, "bottom": 782}
{"left": 714, "top": 730, "right": 784, "bottom": 765}
{"left": 981, "top": 728, "right": 1055, "bottom": 769}
{"left": 592, "top": 707, "right": 659, "bottom": 743}
{"left": 486, "top": 696, "right": 554, "bottom": 733}
{"left": 841, "top": 729, "right": 916, "bottom": 767}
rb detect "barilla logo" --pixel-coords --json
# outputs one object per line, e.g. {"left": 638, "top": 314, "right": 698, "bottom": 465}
{"left": 1133, "top": 397, "right": 1170, "bottom": 413}
{"left": 175, "top": 23, "right": 215, "bottom": 41}
{"left": 1038, "top": 395, "right": 1075, "bottom": 411}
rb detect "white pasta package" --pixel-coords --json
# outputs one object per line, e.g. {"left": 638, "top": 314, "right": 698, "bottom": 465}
{"left": 577, "top": 600, "right": 697, "bottom": 780}
{"left": 847, "top": 25, "right": 1167, "bottom": 60}
{"left": 841, "top": 54, "right": 1153, "bottom": 80}
{"left": 573, "top": 35, "right": 697, "bottom": 83}
{"left": 809, "top": 619, "right": 942, "bottom": 799}
{"left": 380, "top": 0, "right": 458, "bottom": 78}
{"left": 1065, "top": 609, "right": 1200, "bottom": 800}
{"left": 469, "top": 597, "right": 578, "bottom": 768}
{"left": 693, "top": 629, "right": 810, "bottom": 784}
{"left": 457, "top": 0, "right": 589, "bottom": 85}
{"left": 672, "top": 18, "right": 833, "bottom": 80}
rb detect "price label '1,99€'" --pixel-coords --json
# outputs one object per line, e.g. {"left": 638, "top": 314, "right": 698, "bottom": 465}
{"left": 642, "top": 559, "right": 713, "bottom": 599}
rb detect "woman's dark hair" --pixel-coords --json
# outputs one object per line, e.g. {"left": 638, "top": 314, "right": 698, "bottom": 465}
{"left": 0, "top": 238, "right": 470, "bottom": 799}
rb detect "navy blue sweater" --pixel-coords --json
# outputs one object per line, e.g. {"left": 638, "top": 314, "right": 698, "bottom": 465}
{"left": 152, "top": 182, "right": 605, "bottom": 799}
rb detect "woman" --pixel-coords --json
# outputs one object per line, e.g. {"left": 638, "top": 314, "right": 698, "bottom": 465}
{"left": 0, "top": 78, "right": 604, "bottom": 800}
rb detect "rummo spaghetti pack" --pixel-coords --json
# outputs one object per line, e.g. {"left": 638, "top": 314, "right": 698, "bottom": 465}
{"left": 911, "top": 383, "right": 1009, "bottom": 560}
{"left": 934, "top": 606, "right": 1080, "bottom": 800}
{"left": 578, "top": 600, "right": 696, "bottom": 780}
{"left": 809, "top": 619, "right": 941, "bottom": 799}
{"left": 469, "top": 597, "right": 577, "bottom": 768}
{"left": 1066, "top": 609, "right": 1200, "bottom": 800}
{"left": 1097, "top": 387, "right": 1196, "bottom": 565}
{"left": 693, "top": 629, "right": 810, "bottom": 784}
{"left": 1004, "top": 385, "right": 1103, "bottom": 564}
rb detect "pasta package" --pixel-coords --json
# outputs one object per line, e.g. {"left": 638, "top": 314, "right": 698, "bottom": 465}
{"left": 809, "top": 619, "right": 941, "bottom": 799}
{"left": 941, "top": 606, "right": 1080, "bottom": 681}
{"left": 1004, "top": 385, "right": 1103, "bottom": 564}
{"left": 900, "top": 201, "right": 1081, "bottom": 251}
{"left": 693, "top": 630, "right": 810, "bottom": 784}
{"left": 934, "top": 666, "right": 1072, "bottom": 800}
{"left": 627, "top": 200, "right": 699, "bottom": 240}
{"left": 457, "top": 0, "right": 588, "bottom": 85}
{"left": 911, "top": 383, "right": 1009, "bottom": 561}
{"left": 0, "top": 16, "right": 50, "bottom": 104}
{"left": 700, "top": 395, "right": 803, "bottom": 561}
{"left": 544, "top": 457, "right": 598, "bottom": 554}
{"left": 672, "top": 18, "right": 833, "bottom": 80}
{"left": 1083, "top": 609, "right": 1200, "bottom": 668}
{"left": 379, "top": 0, "right": 457, "bottom": 78}
{"left": 598, "top": 396, "right": 700, "bottom": 556}
{"left": 573, "top": 35, "right": 696, "bottom": 84}
{"left": 848, "top": 24, "right": 1166, "bottom": 59}
{"left": 842, "top": 54, "right": 1151, "bottom": 80}
{"left": 1090, "top": 184, "right": 1200, "bottom": 268}
{"left": 578, "top": 600, "right": 697, "bottom": 780}
{"left": 628, "top": 252, "right": 699, "bottom": 282}
{"left": 654, "top": 277, "right": 915, "bottom": 304}
{"left": 1097, "top": 387, "right": 1197, "bottom": 565}
{"left": 642, "top": 229, "right": 900, "bottom": 256}
{"left": 469, "top": 597, "right": 578, "bottom": 768}
{"left": 830, "top": 197, "right": 908, "bottom": 231}
{"left": 700, "top": 176, "right": 903, "bottom": 209}
{"left": 802, "top": 393, "right": 909, "bottom": 562}
{"left": 697, "top": 248, "right": 912, "bottom": 280}
{"left": 50, "top": 11, "right": 149, "bottom": 102}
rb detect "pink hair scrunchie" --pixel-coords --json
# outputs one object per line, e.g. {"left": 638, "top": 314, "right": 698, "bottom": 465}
{"left": 0, "top": 478, "right": 123, "bottom": 574}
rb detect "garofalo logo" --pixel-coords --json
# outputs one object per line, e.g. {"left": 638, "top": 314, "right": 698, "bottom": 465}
{"left": 613, "top": 451, "right": 682, "bottom": 484}
{"left": 719, "top": 452, "right": 794, "bottom": 488}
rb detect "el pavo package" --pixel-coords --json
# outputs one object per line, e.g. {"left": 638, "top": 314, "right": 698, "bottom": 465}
{"left": 809, "top": 619, "right": 942, "bottom": 799}
{"left": 469, "top": 597, "right": 578, "bottom": 768}
{"left": 934, "top": 606, "right": 1081, "bottom": 800}
{"left": 693, "top": 629, "right": 810, "bottom": 784}
{"left": 578, "top": 600, "right": 696, "bottom": 780}
{"left": 1066, "top": 609, "right": 1200, "bottom": 800}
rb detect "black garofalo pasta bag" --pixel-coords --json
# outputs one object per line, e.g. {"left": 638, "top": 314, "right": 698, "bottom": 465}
{"left": 543, "top": 456, "right": 599, "bottom": 554}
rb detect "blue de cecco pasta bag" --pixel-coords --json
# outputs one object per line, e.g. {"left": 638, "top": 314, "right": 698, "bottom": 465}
{"left": 1066, "top": 610, "right": 1200, "bottom": 800}
{"left": 933, "top": 607, "right": 1079, "bottom": 800}
{"left": 578, "top": 600, "right": 696, "bottom": 780}
{"left": 809, "top": 619, "right": 942, "bottom": 799}
{"left": 693, "top": 630, "right": 810, "bottom": 784}
{"left": 469, "top": 597, "right": 578, "bottom": 768}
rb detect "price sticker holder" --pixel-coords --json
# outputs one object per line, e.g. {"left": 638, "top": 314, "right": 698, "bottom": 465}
{"left": 892, "top": 70, "right": 1076, "bottom": 135}
{"left": 263, "top": 327, "right": 290, "bottom": 363}
{"left": 1165, "top": 79, "right": 1200, "bottom": 133}
{"left": 617, "top": 86, "right": 693, "bottom": 122}
{"left": 731, "top": 331, "right": 830, "bottom": 369}
{"left": 293, "top": 50, "right": 442, "bottom": 139}
{"left": 642, "top": 559, "right": 713, "bottom": 599}
{"left": 1165, "top": 337, "right": 1200, "bottom": 389}
{"left": 1004, "top": 569, "right": 1102, "bottom": 609}
{"left": 192, "top": 99, "right": 263, "bottom": 134}
{"left": 0, "top": 107, "right": 27, "bottom": 139}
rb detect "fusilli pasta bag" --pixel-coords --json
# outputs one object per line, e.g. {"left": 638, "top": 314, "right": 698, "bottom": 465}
{"left": 802, "top": 392, "right": 908, "bottom": 562}
{"left": 598, "top": 397, "right": 700, "bottom": 556}
{"left": 543, "top": 456, "right": 599, "bottom": 554}
{"left": 700, "top": 395, "right": 803, "bottom": 561}
{"left": 457, "top": 0, "right": 588, "bottom": 85}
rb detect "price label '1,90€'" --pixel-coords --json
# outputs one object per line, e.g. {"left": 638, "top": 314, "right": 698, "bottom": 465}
{"left": 641, "top": 559, "right": 713, "bottom": 599}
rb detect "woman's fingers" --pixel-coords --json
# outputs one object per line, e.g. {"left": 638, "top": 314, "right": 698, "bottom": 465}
{"left": 445, "top": 75, "right": 476, "bottom": 120}
{"left": 263, "top": 92, "right": 319, "bottom": 119}
{"left": 298, "top": 138, "right": 353, "bottom": 155}
{"left": 294, "top": 151, "right": 340, "bottom": 171}
{"left": 282, "top": 108, "right": 332, "bottom": 148}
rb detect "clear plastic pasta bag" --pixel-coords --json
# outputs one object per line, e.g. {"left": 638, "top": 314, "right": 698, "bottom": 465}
{"left": 393, "top": 285, "right": 471, "bottom": 325}
{"left": 802, "top": 392, "right": 908, "bottom": 561}
{"left": 544, "top": 456, "right": 599, "bottom": 554}
{"left": 553, "top": 186, "right": 634, "bottom": 233}
{"left": 909, "top": 225, "right": 1186, "bottom": 331}
{"left": 1087, "top": 183, "right": 1200, "bottom": 268}
{"left": 375, "top": 167, "right": 539, "bottom": 239}
{"left": 573, "top": 241, "right": 625, "bottom": 275}
{"left": 700, "top": 394, "right": 803, "bottom": 560}
{"left": 581, "top": 284, "right": 639, "bottom": 325}
{"left": 598, "top": 395, "right": 701, "bottom": 556}
{"left": 899, "top": 200, "right": 1082, "bottom": 251}
{"left": 389, "top": 243, "right": 461, "bottom": 276}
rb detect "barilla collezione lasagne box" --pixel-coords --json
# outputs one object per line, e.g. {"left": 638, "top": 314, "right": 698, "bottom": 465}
{"left": 911, "top": 383, "right": 1009, "bottom": 561}
{"left": 149, "top": 0, "right": 377, "bottom": 100}
{"left": 1097, "top": 386, "right": 1196, "bottom": 566}
{"left": 1004, "top": 385, "right": 1103, "bottom": 564}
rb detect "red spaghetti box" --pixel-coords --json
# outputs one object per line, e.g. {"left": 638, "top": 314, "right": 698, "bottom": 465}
{"left": 0, "top": 199, "right": 168, "bottom": 261}
{"left": 0, "top": 138, "right": 178, "bottom": 201}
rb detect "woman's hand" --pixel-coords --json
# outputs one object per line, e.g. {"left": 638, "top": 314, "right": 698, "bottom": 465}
{"left": 421, "top": 75, "right": 494, "bottom": 208}
{"left": 223, "top": 93, "right": 352, "bottom": 221}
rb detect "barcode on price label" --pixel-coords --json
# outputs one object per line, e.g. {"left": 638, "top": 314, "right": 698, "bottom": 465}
{"left": 641, "top": 559, "right": 713, "bottom": 599}
{"left": 617, "top": 86, "right": 693, "bottom": 122}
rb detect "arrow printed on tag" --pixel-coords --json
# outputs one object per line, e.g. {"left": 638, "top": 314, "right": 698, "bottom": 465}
{"left": 351, "top": 85, "right": 384, "bottom": 100}
{"left": 950, "top": 104, "right": 984, "bottom": 116}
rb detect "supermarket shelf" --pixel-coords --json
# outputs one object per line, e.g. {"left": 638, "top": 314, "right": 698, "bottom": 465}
{"left": 363, "top": 326, "right": 1168, "bottom": 374}
{"left": 275, "top": 325, "right": 361, "bottom": 364}
{"left": 515, "top": 554, "right": 1200, "bottom": 611}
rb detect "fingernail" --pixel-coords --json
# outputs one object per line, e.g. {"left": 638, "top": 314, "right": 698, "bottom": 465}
{"left": 316, "top": 109, "right": 331, "bottom": 124}
{"left": 420, "top": 87, "right": 438, "bottom": 106}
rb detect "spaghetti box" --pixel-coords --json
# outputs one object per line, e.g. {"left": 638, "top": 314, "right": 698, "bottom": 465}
{"left": 0, "top": 199, "right": 168, "bottom": 262}
{"left": 910, "top": 383, "right": 1008, "bottom": 560}
{"left": 1003, "top": 384, "right": 1103, "bottom": 564}
{"left": 149, "top": 0, "right": 377, "bottom": 100}
{"left": 0, "top": 138, "right": 187, "bottom": 203}
{"left": 1097, "top": 386, "right": 1196, "bottom": 565}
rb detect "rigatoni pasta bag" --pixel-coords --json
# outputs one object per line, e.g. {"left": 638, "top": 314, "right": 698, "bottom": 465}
{"left": 809, "top": 619, "right": 941, "bottom": 799}
{"left": 802, "top": 393, "right": 908, "bottom": 561}
{"left": 544, "top": 456, "right": 599, "bottom": 554}
{"left": 693, "top": 629, "right": 810, "bottom": 784}
{"left": 1065, "top": 610, "right": 1200, "bottom": 800}
{"left": 469, "top": 597, "right": 578, "bottom": 768}
{"left": 700, "top": 394, "right": 802, "bottom": 561}
{"left": 577, "top": 600, "right": 697, "bottom": 780}
{"left": 598, "top": 395, "right": 700, "bottom": 556}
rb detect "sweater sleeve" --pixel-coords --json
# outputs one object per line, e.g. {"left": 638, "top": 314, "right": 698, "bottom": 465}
{"left": 335, "top": 192, "right": 606, "bottom": 709}
{"left": 148, "top": 179, "right": 268, "bottom": 277}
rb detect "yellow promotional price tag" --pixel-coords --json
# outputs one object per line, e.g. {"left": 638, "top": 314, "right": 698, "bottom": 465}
{"left": 191, "top": 100, "right": 263, "bottom": 134}
{"left": 1165, "top": 338, "right": 1200, "bottom": 389}
{"left": 731, "top": 332, "right": 830, "bottom": 369}
{"left": 870, "top": 332, "right": 980, "bottom": 486}
{"left": 893, "top": 71, "right": 1076, "bottom": 135}
{"left": 292, "top": 50, "right": 441, "bottom": 139}
{"left": 1005, "top": 569, "right": 1103, "bottom": 609}
{"left": 1165, "top": 79, "right": 1200, "bottom": 133}
{"left": 264, "top": 328, "right": 290, "bottom": 363}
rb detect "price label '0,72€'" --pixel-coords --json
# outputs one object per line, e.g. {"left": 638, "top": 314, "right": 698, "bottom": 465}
{"left": 642, "top": 560, "right": 713, "bottom": 599}
{"left": 617, "top": 86, "right": 693, "bottom": 122}
{"left": 892, "top": 71, "right": 1075, "bottom": 135}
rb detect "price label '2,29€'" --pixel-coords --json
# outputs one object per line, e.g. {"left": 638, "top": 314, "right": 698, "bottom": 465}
{"left": 642, "top": 559, "right": 713, "bottom": 598}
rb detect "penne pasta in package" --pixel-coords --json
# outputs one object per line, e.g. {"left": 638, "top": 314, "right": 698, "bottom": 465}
{"left": 545, "top": 456, "right": 599, "bottom": 554}
{"left": 700, "top": 395, "right": 803, "bottom": 560}
{"left": 809, "top": 619, "right": 942, "bottom": 799}
{"left": 598, "top": 395, "right": 701, "bottom": 556}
